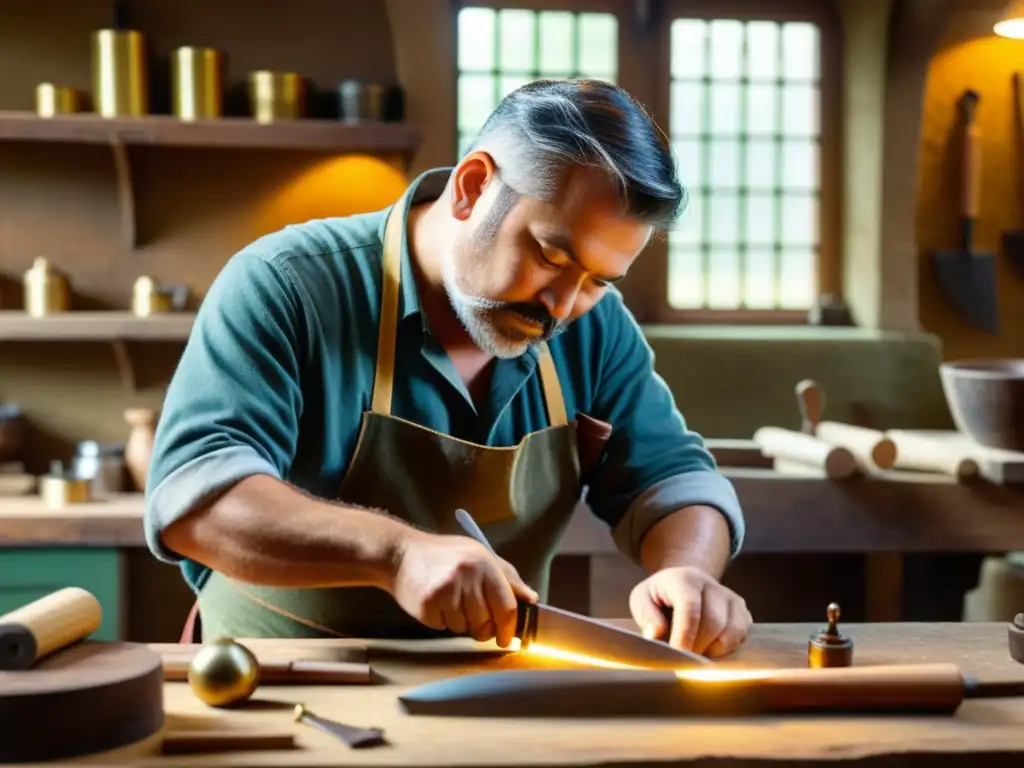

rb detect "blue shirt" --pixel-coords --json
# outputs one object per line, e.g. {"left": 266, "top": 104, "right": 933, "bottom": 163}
{"left": 144, "top": 168, "right": 745, "bottom": 592}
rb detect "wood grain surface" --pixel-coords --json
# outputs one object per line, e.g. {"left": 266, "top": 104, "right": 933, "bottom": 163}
{"left": 63, "top": 621, "right": 1024, "bottom": 766}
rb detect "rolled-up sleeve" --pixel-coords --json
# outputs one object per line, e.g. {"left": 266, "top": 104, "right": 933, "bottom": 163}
{"left": 144, "top": 249, "right": 308, "bottom": 565}
{"left": 584, "top": 294, "right": 745, "bottom": 564}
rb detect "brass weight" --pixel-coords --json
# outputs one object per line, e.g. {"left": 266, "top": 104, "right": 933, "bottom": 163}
{"left": 187, "top": 637, "right": 261, "bottom": 707}
{"left": 807, "top": 602, "right": 853, "bottom": 668}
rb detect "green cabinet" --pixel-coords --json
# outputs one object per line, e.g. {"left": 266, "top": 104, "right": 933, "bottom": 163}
{"left": 0, "top": 548, "right": 123, "bottom": 641}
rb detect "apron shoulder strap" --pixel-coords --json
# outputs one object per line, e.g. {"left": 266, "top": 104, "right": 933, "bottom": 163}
{"left": 537, "top": 342, "right": 568, "bottom": 428}
{"left": 370, "top": 195, "right": 408, "bottom": 416}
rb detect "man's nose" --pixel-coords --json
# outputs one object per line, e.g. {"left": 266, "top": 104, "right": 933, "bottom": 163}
{"left": 539, "top": 275, "right": 585, "bottom": 320}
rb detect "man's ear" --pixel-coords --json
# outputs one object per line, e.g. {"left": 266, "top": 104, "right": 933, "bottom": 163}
{"left": 450, "top": 151, "right": 498, "bottom": 222}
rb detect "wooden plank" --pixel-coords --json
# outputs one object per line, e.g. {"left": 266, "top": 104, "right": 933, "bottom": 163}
{"left": 0, "top": 111, "right": 423, "bottom": 154}
{"left": 145, "top": 621, "right": 1024, "bottom": 766}
{"left": 3, "top": 471, "right": 1024, "bottom": 554}
{"left": 0, "top": 311, "right": 194, "bottom": 341}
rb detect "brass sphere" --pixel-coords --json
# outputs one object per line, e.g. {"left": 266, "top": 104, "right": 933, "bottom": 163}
{"left": 187, "top": 637, "right": 260, "bottom": 708}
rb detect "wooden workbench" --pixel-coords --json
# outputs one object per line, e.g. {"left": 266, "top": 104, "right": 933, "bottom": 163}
{"left": 83, "top": 620, "right": 1024, "bottom": 766}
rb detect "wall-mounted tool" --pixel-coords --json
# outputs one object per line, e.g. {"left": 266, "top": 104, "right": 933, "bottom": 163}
{"left": 1002, "top": 73, "right": 1024, "bottom": 278}
{"left": 931, "top": 89, "right": 999, "bottom": 333}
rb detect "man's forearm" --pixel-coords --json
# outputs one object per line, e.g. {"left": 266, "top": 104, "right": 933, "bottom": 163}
{"left": 160, "top": 474, "right": 413, "bottom": 591}
{"left": 638, "top": 504, "right": 732, "bottom": 579}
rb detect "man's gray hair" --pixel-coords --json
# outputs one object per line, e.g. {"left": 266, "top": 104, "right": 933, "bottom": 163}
{"left": 465, "top": 79, "right": 686, "bottom": 235}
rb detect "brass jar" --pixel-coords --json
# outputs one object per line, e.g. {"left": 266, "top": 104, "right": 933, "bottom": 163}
{"left": 172, "top": 46, "right": 223, "bottom": 120}
{"left": 35, "top": 84, "right": 86, "bottom": 118}
{"left": 23, "top": 257, "right": 70, "bottom": 317}
{"left": 248, "top": 71, "right": 304, "bottom": 123}
{"left": 92, "top": 29, "right": 148, "bottom": 118}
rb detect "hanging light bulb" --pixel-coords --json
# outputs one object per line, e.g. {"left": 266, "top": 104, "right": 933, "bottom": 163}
{"left": 995, "top": 0, "right": 1024, "bottom": 39}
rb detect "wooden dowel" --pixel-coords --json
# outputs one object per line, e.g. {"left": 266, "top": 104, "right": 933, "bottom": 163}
{"left": 162, "top": 655, "right": 373, "bottom": 684}
{"left": 161, "top": 731, "right": 295, "bottom": 754}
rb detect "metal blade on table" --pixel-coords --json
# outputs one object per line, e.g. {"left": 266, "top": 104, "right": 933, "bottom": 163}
{"left": 525, "top": 603, "right": 712, "bottom": 669}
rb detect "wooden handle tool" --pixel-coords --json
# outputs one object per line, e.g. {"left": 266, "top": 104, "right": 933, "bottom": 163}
{"left": 884, "top": 429, "right": 980, "bottom": 480}
{"left": 754, "top": 426, "right": 857, "bottom": 479}
{"left": 0, "top": 587, "right": 102, "bottom": 670}
{"left": 796, "top": 380, "right": 897, "bottom": 470}
{"left": 162, "top": 654, "right": 372, "bottom": 684}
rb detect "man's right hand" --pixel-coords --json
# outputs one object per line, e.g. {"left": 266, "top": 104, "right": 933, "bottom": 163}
{"left": 390, "top": 530, "right": 538, "bottom": 647}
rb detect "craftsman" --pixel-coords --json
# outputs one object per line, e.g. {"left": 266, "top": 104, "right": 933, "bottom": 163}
{"left": 144, "top": 79, "right": 752, "bottom": 658}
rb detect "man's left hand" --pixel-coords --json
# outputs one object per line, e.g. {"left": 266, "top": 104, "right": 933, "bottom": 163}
{"left": 628, "top": 566, "right": 752, "bottom": 658}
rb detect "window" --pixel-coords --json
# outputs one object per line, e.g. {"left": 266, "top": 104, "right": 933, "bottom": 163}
{"left": 455, "top": 5, "right": 618, "bottom": 158}
{"left": 667, "top": 18, "right": 822, "bottom": 312}
{"left": 452, "top": 1, "right": 837, "bottom": 323}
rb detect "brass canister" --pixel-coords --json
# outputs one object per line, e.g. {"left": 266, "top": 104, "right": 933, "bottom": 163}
{"left": 172, "top": 46, "right": 223, "bottom": 121}
{"left": 92, "top": 29, "right": 148, "bottom": 118}
{"left": 132, "top": 276, "right": 189, "bottom": 317}
{"left": 35, "top": 84, "right": 86, "bottom": 117}
{"left": 23, "top": 257, "right": 70, "bottom": 317}
{"left": 248, "top": 71, "right": 304, "bottom": 123}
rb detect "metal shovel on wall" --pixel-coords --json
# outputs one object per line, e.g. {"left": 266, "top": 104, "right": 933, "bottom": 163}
{"left": 931, "top": 89, "right": 999, "bottom": 333}
{"left": 1002, "top": 73, "right": 1024, "bottom": 279}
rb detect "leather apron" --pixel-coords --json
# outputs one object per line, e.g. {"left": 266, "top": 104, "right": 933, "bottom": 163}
{"left": 189, "top": 192, "right": 585, "bottom": 641}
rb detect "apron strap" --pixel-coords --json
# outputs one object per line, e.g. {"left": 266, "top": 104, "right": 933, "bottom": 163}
{"left": 371, "top": 191, "right": 569, "bottom": 430}
{"left": 537, "top": 342, "right": 568, "bottom": 428}
{"left": 370, "top": 193, "right": 409, "bottom": 416}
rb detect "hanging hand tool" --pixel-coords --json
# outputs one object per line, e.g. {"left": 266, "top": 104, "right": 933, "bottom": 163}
{"left": 1002, "top": 73, "right": 1024, "bottom": 277}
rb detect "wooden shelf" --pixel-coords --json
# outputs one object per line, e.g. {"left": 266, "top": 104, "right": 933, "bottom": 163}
{"left": 0, "top": 111, "right": 423, "bottom": 153}
{"left": 0, "top": 311, "right": 194, "bottom": 341}
{"left": 0, "top": 112, "right": 422, "bottom": 251}
{"left": 0, "top": 311, "right": 195, "bottom": 392}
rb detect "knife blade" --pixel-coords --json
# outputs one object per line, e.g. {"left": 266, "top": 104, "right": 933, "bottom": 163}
{"left": 453, "top": 508, "right": 711, "bottom": 669}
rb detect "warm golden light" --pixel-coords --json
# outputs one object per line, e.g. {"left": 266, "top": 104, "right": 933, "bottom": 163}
{"left": 521, "top": 643, "right": 639, "bottom": 670}
{"left": 674, "top": 668, "right": 774, "bottom": 682}
{"left": 520, "top": 642, "right": 771, "bottom": 679}
{"left": 995, "top": 1, "right": 1024, "bottom": 38}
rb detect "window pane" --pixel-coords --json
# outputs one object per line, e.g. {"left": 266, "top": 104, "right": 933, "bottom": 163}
{"left": 458, "top": 74, "right": 495, "bottom": 132}
{"left": 709, "top": 20, "right": 743, "bottom": 78}
{"left": 671, "top": 20, "right": 706, "bottom": 78}
{"left": 674, "top": 139, "right": 703, "bottom": 189}
{"left": 779, "top": 248, "right": 816, "bottom": 308}
{"left": 782, "top": 195, "right": 818, "bottom": 246}
{"left": 498, "top": 9, "right": 536, "bottom": 72}
{"left": 710, "top": 82, "right": 741, "bottom": 134}
{"left": 707, "top": 248, "right": 741, "bottom": 309}
{"left": 709, "top": 192, "right": 740, "bottom": 245}
{"left": 782, "top": 140, "right": 818, "bottom": 191}
{"left": 746, "top": 84, "right": 777, "bottom": 136}
{"left": 782, "top": 84, "right": 819, "bottom": 136}
{"left": 671, "top": 81, "right": 704, "bottom": 137}
{"left": 674, "top": 192, "right": 704, "bottom": 245}
{"left": 745, "top": 139, "right": 776, "bottom": 191}
{"left": 782, "top": 22, "right": 819, "bottom": 80}
{"left": 539, "top": 11, "right": 574, "bottom": 75}
{"left": 578, "top": 14, "right": 617, "bottom": 77}
{"left": 499, "top": 75, "right": 532, "bottom": 100}
{"left": 458, "top": 134, "right": 475, "bottom": 159}
{"left": 745, "top": 22, "right": 778, "bottom": 81}
{"left": 458, "top": 8, "right": 496, "bottom": 72}
{"left": 668, "top": 246, "right": 705, "bottom": 308}
{"left": 743, "top": 247, "right": 778, "bottom": 308}
{"left": 745, "top": 195, "right": 775, "bottom": 246}
{"left": 709, "top": 139, "right": 740, "bottom": 189}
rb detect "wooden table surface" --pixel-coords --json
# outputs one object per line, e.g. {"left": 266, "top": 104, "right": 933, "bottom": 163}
{"left": 78, "top": 620, "right": 1024, "bottom": 767}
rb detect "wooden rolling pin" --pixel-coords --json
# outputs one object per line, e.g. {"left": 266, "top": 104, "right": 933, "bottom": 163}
{"left": 884, "top": 429, "right": 980, "bottom": 480}
{"left": 753, "top": 426, "right": 857, "bottom": 479}
{"left": 0, "top": 587, "right": 102, "bottom": 671}
{"left": 162, "top": 654, "right": 373, "bottom": 684}
{"left": 796, "top": 380, "right": 897, "bottom": 470}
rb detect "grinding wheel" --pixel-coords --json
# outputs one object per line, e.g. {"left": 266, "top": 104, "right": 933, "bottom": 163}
{"left": 0, "top": 641, "right": 164, "bottom": 763}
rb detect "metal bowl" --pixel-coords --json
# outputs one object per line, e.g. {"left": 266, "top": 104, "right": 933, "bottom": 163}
{"left": 0, "top": 404, "right": 26, "bottom": 464}
{"left": 939, "top": 360, "right": 1024, "bottom": 452}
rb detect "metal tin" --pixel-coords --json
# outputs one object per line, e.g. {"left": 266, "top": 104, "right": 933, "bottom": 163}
{"left": 338, "top": 79, "right": 386, "bottom": 123}
{"left": 23, "top": 257, "right": 70, "bottom": 317}
{"left": 132, "top": 276, "right": 189, "bottom": 317}
{"left": 92, "top": 29, "right": 148, "bottom": 118}
{"left": 40, "top": 461, "right": 91, "bottom": 509}
{"left": 248, "top": 71, "right": 304, "bottom": 123}
{"left": 171, "top": 46, "right": 223, "bottom": 121}
{"left": 72, "top": 441, "right": 126, "bottom": 496}
{"left": 35, "top": 84, "right": 86, "bottom": 118}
